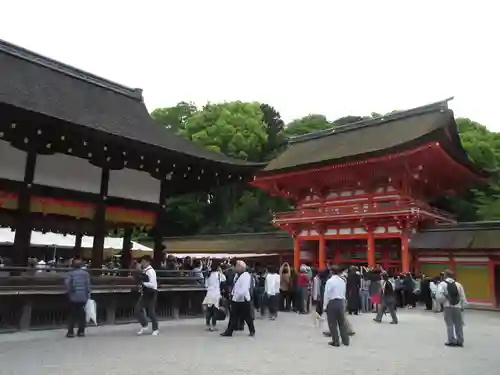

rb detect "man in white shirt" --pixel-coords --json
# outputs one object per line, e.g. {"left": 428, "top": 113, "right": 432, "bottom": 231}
{"left": 323, "top": 265, "right": 349, "bottom": 347}
{"left": 435, "top": 270, "right": 467, "bottom": 347}
{"left": 264, "top": 265, "right": 280, "bottom": 320}
{"left": 136, "top": 255, "right": 159, "bottom": 336}
{"left": 221, "top": 260, "right": 256, "bottom": 337}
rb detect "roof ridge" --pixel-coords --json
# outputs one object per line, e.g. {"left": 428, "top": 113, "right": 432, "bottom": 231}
{"left": 163, "top": 231, "right": 288, "bottom": 241}
{"left": 289, "top": 98, "right": 454, "bottom": 145}
{"left": 0, "top": 39, "right": 143, "bottom": 101}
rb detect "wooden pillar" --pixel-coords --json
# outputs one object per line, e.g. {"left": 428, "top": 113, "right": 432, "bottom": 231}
{"left": 367, "top": 231, "right": 376, "bottom": 268}
{"left": 74, "top": 233, "right": 83, "bottom": 257}
{"left": 92, "top": 167, "right": 109, "bottom": 270}
{"left": 153, "top": 179, "right": 168, "bottom": 269}
{"left": 401, "top": 231, "right": 410, "bottom": 274}
{"left": 13, "top": 149, "right": 37, "bottom": 266}
{"left": 293, "top": 235, "right": 300, "bottom": 271}
{"left": 318, "top": 232, "right": 326, "bottom": 270}
{"left": 120, "top": 227, "right": 133, "bottom": 269}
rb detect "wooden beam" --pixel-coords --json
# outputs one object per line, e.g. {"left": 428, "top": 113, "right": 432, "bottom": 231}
{"left": 92, "top": 167, "right": 109, "bottom": 269}
{"left": 13, "top": 149, "right": 37, "bottom": 266}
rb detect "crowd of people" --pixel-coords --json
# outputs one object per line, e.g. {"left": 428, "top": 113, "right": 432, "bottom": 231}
{"left": 62, "top": 256, "right": 467, "bottom": 348}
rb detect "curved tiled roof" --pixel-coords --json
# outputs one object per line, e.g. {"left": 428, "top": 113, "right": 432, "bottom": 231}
{"left": 262, "top": 99, "right": 487, "bottom": 178}
{"left": 0, "top": 39, "right": 261, "bottom": 169}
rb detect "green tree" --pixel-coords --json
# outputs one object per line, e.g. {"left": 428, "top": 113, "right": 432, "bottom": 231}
{"left": 151, "top": 101, "right": 197, "bottom": 132}
{"left": 284, "top": 114, "right": 331, "bottom": 137}
{"left": 260, "top": 103, "right": 286, "bottom": 160}
{"left": 180, "top": 101, "right": 268, "bottom": 161}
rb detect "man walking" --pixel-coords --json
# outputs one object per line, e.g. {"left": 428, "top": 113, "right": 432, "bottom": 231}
{"left": 323, "top": 265, "right": 349, "bottom": 347}
{"left": 436, "top": 270, "right": 467, "bottom": 347}
{"left": 65, "top": 257, "right": 91, "bottom": 338}
{"left": 373, "top": 272, "right": 398, "bottom": 324}
{"left": 136, "top": 255, "right": 160, "bottom": 336}
{"left": 221, "top": 260, "right": 256, "bottom": 337}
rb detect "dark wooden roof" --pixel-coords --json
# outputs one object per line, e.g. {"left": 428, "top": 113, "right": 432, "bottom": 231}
{"left": 157, "top": 232, "right": 293, "bottom": 254}
{"left": 0, "top": 39, "right": 260, "bottom": 169}
{"left": 410, "top": 221, "right": 500, "bottom": 250}
{"left": 262, "top": 99, "right": 487, "bottom": 177}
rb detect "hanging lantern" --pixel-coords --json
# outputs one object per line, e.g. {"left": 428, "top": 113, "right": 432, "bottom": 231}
{"left": 61, "top": 135, "right": 65, "bottom": 141}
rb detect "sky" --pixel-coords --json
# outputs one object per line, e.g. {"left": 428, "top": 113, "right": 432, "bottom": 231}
{"left": 1, "top": 1, "right": 499, "bottom": 130}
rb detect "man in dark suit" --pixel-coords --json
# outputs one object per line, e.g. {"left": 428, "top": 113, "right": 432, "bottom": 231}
{"left": 373, "top": 272, "right": 398, "bottom": 324}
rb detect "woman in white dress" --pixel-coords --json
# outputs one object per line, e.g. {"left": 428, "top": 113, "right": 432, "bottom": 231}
{"left": 202, "top": 264, "right": 226, "bottom": 331}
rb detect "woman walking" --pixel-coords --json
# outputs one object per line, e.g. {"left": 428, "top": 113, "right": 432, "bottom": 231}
{"left": 202, "top": 264, "right": 226, "bottom": 331}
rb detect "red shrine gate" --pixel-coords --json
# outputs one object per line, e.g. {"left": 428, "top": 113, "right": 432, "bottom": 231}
{"left": 253, "top": 99, "right": 488, "bottom": 272}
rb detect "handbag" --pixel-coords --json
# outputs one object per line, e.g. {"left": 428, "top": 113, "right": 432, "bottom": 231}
{"left": 215, "top": 298, "right": 227, "bottom": 321}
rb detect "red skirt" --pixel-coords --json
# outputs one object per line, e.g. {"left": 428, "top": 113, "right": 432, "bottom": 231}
{"left": 371, "top": 293, "right": 381, "bottom": 305}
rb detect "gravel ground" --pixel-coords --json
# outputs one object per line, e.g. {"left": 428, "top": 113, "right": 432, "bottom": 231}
{"left": 0, "top": 308, "right": 499, "bottom": 375}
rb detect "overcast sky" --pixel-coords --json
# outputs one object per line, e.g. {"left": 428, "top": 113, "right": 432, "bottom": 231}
{"left": 2, "top": 1, "right": 499, "bottom": 130}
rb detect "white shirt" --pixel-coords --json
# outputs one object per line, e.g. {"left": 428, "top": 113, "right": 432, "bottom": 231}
{"left": 232, "top": 271, "right": 251, "bottom": 302}
{"left": 142, "top": 266, "right": 158, "bottom": 290}
{"left": 205, "top": 271, "right": 226, "bottom": 296}
{"left": 264, "top": 273, "right": 280, "bottom": 296}
{"left": 323, "top": 275, "right": 346, "bottom": 310}
{"left": 429, "top": 281, "right": 438, "bottom": 294}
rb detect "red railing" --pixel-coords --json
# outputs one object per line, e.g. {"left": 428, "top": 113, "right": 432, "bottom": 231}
{"left": 273, "top": 199, "right": 455, "bottom": 223}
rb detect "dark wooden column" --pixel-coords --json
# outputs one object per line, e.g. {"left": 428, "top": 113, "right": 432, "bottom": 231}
{"left": 13, "top": 149, "right": 37, "bottom": 266}
{"left": 153, "top": 179, "right": 167, "bottom": 269}
{"left": 74, "top": 233, "right": 83, "bottom": 258}
{"left": 92, "top": 167, "right": 109, "bottom": 270}
{"left": 120, "top": 227, "right": 133, "bottom": 270}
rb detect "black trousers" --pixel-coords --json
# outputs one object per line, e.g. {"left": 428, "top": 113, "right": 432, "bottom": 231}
{"left": 267, "top": 294, "right": 279, "bottom": 317}
{"left": 226, "top": 301, "right": 255, "bottom": 335}
{"left": 280, "top": 290, "right": 292, "bottom": 311}
{"left": 67, "top": 301, "right": 86, "bottom": 334}
{"left": 205, "top": 305, "right": 217, "bottom": 327}
{"left": 135, "top": 291, "right": 159, "bottom": 331}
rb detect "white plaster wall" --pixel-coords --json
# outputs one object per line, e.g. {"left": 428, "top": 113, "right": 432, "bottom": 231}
{"left": 108, "top": 169, "right": 160, "bottom": 203}
{"left": 0, "top": 140, "right": 27, "bottom": 181}
{"left": 34, "top": 153, "right": 101, "bottom": 193}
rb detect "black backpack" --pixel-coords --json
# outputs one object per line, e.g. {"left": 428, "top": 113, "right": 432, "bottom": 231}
{"left": 445, "top": 281, "right": 460, "bottom": 305}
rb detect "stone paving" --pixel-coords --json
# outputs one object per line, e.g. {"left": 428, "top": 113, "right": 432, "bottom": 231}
{"left": 1, "top": 309, "right": 499, "bottom": 375}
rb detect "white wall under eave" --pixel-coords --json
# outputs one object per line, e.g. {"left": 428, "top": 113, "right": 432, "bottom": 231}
{"left": 0, "top": 140, "right": 27, "bottom": 181}
{"left": 108, "top": 169, "right": 160, "bottom": 203}
{"left": 34, "top": 153, "right": 101, "bottom": 194}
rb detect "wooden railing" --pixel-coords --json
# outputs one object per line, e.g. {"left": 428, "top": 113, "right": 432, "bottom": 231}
{"left": 0, "top": 267, "right": 206, "bottom": 332}
{"left": 273, "top": 199, "right": 455, "bottom": 223}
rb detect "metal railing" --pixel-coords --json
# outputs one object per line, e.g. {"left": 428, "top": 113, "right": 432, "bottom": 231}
{"left": 273, "top": 198, "right": 455, "bottom": 223}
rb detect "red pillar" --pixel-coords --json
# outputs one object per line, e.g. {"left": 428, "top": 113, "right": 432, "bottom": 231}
{"left": 318, "top": 233, "right": 326, "bottom": 270}
{"left": 293, "top": 235, "right": 301, "bottom": 271}
{"left": 367, "top": 231, "right": 376, "bottom": 268}
{"left": 401, "top": 231, "right": 410, "bottom": 273}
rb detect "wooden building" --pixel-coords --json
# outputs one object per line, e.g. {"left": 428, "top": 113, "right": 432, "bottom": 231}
{"left": 252, "top": 99, "right": 489, "bottom": 276}
{"left": 0, "top": 39, "right": 260, "bottom": 268}
{"left": 412, "top": 221, "right": 500, "bottom": 308}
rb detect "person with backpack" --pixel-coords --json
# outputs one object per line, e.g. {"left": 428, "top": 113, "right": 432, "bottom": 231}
{"left": 435, "top": 269, "right": 467, "bottom": 347}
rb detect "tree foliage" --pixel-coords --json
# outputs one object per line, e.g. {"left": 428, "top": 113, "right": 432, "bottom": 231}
{"left": 151, "top": 101, "right": 500, "bottom": 236}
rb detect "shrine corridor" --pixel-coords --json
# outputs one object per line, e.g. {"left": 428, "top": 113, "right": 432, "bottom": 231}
{"left": 1, "top": 310, "right": 499, "bottom": 375}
